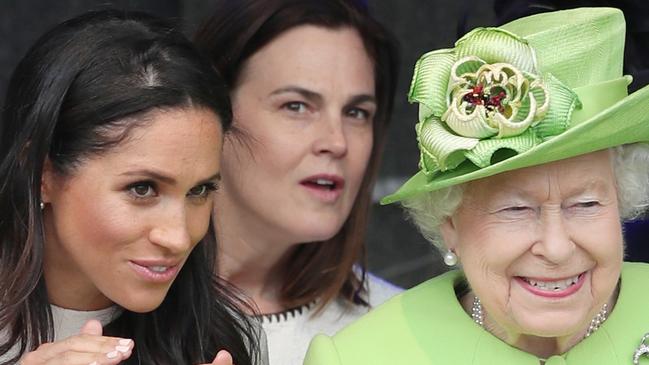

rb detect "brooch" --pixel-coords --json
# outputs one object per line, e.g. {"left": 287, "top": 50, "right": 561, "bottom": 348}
{"left": 633, "top": 333, "right": 649, "bottom": 364}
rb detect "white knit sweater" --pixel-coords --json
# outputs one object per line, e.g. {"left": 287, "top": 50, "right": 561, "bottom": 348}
{"left": 1, "top": 305, "right": 269, "bottom": 365}
{"left": 260, "top": 274, "right": 402, "bottom": 365}
{"left": 0, "top": 305, "right": 121, "bottom": 363}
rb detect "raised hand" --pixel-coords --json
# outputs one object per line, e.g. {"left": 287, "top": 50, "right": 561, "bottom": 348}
{"left": 20, "top": 319, "right": 134, "bottom": 365}
{"left": 197, "top": 349, "right": 234, "bottom": 365}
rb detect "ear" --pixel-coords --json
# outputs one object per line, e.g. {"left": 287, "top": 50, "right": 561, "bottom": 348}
{"left": 439, "top": 216, "right": 460, "bottom": 256}
{"left": 40, "top": 158, "right": 56, "bottom": 204}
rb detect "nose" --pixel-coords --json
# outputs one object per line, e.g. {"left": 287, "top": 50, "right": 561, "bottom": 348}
{"left": 530, "top": 210, "right": 576, "bottom": 264}
{"left": 313, "top": 114, "right": 347, "bottom": 158}
{"left": 148, "top": 204, "right": 192, "bottom": 255}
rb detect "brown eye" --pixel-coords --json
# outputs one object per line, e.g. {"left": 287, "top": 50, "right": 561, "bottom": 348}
{"left": 128, "top": 182, "right": 156, "bottom": 199}
{"left": 187, "top": 183, "right": 218, "bottom": 199}
{"left": 347, "top": 107, "right": 369, "bottom": 120}
{"left": 283, "top": 101, "right": 308, "bottom": 113}
{"left": 188, "top": 185, "right": 207, "bottom": 197}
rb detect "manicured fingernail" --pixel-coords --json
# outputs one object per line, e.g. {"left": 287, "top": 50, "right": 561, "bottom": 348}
{"left": 118, "top": 339, "right": 132, "bottom": 346}
{"left": 116, "top": 345, "right": 130, "bottom": 353}
{"left": 107, "top": 350, "right": 118, "bottom": 358}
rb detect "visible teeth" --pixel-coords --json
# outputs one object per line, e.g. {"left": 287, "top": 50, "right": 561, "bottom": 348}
{"left": 313, "top": 179, "right": 336, "bottom": 190}
{"left": 524, "top": 274, "right": 580, "bottom": 291}
{"left": 149, "top": 266, "right": 168, "bottom": 273}
{"left": 315, "top": 179, "right": 334, "bottom": 186}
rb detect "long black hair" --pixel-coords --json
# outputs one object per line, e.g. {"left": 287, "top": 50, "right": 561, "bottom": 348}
{"left": 0, "top": 9, "right": 258, "bottom": 365}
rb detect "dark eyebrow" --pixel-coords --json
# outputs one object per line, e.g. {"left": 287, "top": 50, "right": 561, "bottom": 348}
{"left": 120, "top": 169, "right": 176, "bottom": 184}
{"left": 120, "top": 170, "right": 221, "bottom": 185}
{"left": 270, "top": 86, "right": 323, "bottom": 104}
{"left": 347, "top": 94, "right": 377, "bottom": 106}
{"left": 271, "top": 86, "right": 376, "bottom": 107}
{"left": 201, "top": 172, "right": 222, "bottom": 183}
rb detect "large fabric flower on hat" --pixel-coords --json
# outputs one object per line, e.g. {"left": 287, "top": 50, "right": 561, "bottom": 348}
{"left": 443, "top": 56, "right": 549, "bottom": 138}
{"left": 410, "top": 27, "right": 581, "bottom": 175}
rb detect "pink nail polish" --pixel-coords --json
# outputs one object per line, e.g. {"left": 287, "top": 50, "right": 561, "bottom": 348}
{"left": 118, "top": 339, "right": 132, "bottom": 346}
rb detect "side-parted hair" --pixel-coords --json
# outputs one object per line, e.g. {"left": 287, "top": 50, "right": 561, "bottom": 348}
{"left": 194, "top": 0, "right": 399, "bottom": 312}
{"left": 0, "top": 10, "right": 258, "bottom": 365}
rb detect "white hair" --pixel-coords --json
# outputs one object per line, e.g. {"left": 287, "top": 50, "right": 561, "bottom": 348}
{"left": 402, "top": 143, "right": 649, "bottom": 250}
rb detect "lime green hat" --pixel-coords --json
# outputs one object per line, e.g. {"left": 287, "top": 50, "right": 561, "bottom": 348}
{"left": 382, "top": 7, "right": 649, "bottom": 205}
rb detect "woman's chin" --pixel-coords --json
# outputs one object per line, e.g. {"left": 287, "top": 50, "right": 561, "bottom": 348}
{"left": 120, "top": 301, "right": 163, "bottom": 313}
{"left": 112, "top": 290, "right": 168, "bottom": 313}
{"left": 288, "top": 218, "right": 345, "bottom": 243}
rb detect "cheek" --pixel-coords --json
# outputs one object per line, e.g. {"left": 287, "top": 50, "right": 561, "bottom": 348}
{"left": 570, "top": 216, "right": 623, "bottom": 255}
{"left": 347, "top": 130, "right": 373, "bottom": 183}
{"left": 458, "top": 231, "right": 524, "bottom": 321}
{"left": 456, "top": 218, "right": 531, "bottom": 264}
{"left": 61, "top": 196, "right": 140, "bottom": 252}
{"left": 456, "top": 221, "right": 533, "bottom": 289}
{"left": 186, "top": 204, "right": 214, "bottom": 244}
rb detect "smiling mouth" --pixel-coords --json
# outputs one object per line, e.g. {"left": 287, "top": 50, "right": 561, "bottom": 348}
{"left": 129, "top": 261, "right": 180, "bottom": 283}
{"left": 148, "top": 266, "right": 171, "bottom": 273}
{"left": 519, "top": 273, "right": 584, "bottom": 292}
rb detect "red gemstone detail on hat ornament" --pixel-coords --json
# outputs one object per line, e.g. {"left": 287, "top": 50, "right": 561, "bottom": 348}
{"left": 487, "top": 91, "right": 507, "bottom": 112}
{"left": 462, "top": 84, "right": 506, "bottom": 113}
{"left": 463, "top": 84, "right": 485, "bottom": 105}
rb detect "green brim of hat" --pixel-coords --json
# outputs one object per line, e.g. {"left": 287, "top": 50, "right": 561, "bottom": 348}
{"left": 381, "top": 82, "right": 649, "bottom": 205}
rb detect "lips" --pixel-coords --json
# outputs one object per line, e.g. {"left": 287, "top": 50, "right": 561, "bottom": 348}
{"left": 521, "top": 274, "right": 581, "bottom": 291}
{"left": 300, "top": 174, "right": 345, "bottom": 190}
{"left": 149, "top": 266, "right": 171, "bottom": 273}
{"left": 300, "top": 174, "right": 345, "bottom": 202}
{"left": 129, "top": 259, "right": 181, "bottom": 283}
{"left": 515, "top": 272, "right": 587, "bottom": 298}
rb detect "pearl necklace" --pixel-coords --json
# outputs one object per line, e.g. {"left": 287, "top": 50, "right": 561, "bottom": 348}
{"left": 471, "top": 296, "right": 609, "bottom": 338}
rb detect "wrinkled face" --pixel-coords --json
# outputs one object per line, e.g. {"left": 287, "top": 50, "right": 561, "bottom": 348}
{"left": 42, "top": 107, "right": 222, "bottom": 312}
{"left": 217, "top": 25, "right": 375, "bottom": 245}
{"left": 442, "top": 150, "right": 623, "bottom": 338}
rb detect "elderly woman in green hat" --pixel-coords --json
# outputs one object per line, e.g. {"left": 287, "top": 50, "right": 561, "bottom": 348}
{"left": 304, "top": 7, "right": 649, "bottom": 365}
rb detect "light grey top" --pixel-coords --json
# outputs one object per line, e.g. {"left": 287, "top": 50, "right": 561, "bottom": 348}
{"left": 0, "top": 305, "right": 121, "bottom": 362}
{"left": 260, "top": 273, "right": 403, "bottom": 365}
{"left": 0, "top": 305, "right": 269, "bottom": 365}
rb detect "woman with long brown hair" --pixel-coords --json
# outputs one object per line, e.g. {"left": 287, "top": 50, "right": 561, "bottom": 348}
{"left": 194, "top": 1, "right": 400, "bottom": 364}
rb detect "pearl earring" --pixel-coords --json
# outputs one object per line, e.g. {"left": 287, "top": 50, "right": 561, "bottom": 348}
{"left": 443, "top": 249, "right": 458, "bottom": 266}
{"left": 39, "top": 201, "right": 45, "bottom": 210}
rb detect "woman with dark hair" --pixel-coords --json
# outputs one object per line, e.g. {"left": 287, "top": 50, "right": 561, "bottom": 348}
{"left": 194, "top": 1, "right": 400, "bottom": 364}
{"left": 0, "top": 9, "right": 263, "bottom": 365}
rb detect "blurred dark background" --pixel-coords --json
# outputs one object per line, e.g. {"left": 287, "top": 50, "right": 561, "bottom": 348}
{"left": 1, "top": 0, "right": 647, "bottom": 288}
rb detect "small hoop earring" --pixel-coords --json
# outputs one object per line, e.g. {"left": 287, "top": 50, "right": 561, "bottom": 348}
{"left": 40, "top": 201, "right": 45, "bottom": 210}
{"left": 443, "top": 249, "right": 458, "bottom": 266}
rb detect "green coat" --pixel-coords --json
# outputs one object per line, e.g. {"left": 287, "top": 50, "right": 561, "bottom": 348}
{"left": 304, "top": 262, "right": 649, "bottom": 365}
